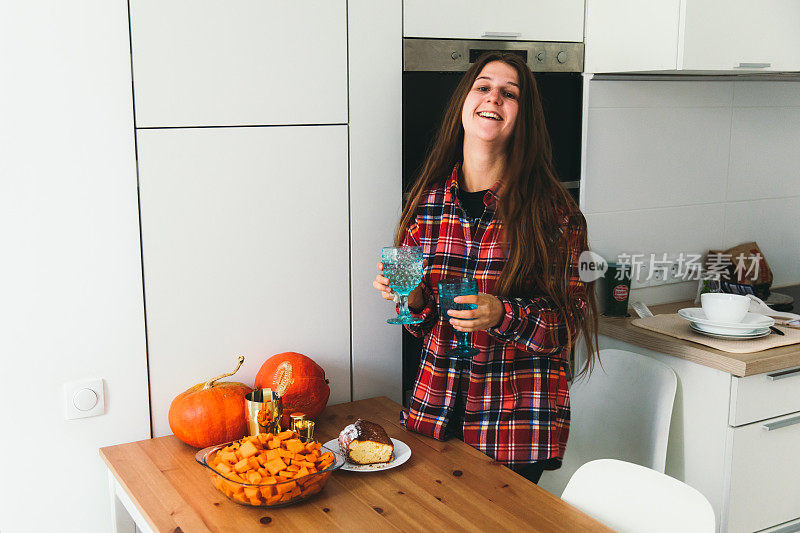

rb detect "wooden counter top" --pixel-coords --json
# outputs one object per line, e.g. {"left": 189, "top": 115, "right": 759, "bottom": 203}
{"left": 100, "top": 396, "right": 611, "bottom": 532}
{"left": 599, "top": 300, "right": 800, "bottom": 377}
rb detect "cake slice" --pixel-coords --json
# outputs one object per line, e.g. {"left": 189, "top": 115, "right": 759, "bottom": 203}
{"left": 338, "top": 419, "right": 394, "bottom": 465}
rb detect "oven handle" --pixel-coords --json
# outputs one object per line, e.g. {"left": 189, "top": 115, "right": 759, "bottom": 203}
{"left": 481, "top": 32, "right": 521, "bottom": 39}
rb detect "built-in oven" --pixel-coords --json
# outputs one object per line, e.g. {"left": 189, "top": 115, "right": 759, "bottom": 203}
{"left": 402, "top": 38, "right": 585, "bottom": 403}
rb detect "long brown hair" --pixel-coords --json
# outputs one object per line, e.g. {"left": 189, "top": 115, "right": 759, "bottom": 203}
{"left": 396, "top": 52, "right": 599, "bottom": 376}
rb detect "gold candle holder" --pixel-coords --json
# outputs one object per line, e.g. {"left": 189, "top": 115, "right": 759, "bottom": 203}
{"left": 293, "top": 420, "right": 315, "bottom": 443}
{"left": 289, "top": 412, "right": 307, "bottom": 433}
{"left": 244, "top": 388, "right": 282, "bottom": 436}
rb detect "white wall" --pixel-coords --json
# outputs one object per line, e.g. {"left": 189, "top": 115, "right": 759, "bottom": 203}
{"left": 0, "top": 1, "right": 150, "bottom": 532}
{"left": 583, "top": 78, "right": 800, "bottom": 304}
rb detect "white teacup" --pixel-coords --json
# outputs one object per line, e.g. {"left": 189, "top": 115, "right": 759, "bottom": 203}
{"left": 700, "top": 293, "right": 750, "bottom": 323}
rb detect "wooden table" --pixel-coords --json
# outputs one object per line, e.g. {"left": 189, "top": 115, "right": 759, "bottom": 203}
{"left": 100, "top": 396, "right": 611, "bottom": 532}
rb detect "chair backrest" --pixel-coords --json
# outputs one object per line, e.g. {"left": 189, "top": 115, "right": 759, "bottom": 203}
{"left": 538, "top": 348, "right": 677, "bottom": 497}
{"left": 561, "top": 459, "right": 715, "bottom": 533}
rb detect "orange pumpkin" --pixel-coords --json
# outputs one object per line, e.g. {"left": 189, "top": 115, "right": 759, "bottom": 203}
{"left": 168, "top": 356, "right": 253, "bottom": 448}
{"left": 254, "top": 352, "right": 330, "bottom": 426}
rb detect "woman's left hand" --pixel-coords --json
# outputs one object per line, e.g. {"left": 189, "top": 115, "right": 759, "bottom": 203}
{"left": 447, "top": 293, "right": 505, "bottom": 332}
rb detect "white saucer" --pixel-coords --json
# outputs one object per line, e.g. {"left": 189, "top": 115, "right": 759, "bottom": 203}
{"left": 689, "top": 322, "right": 771, "bottom": 340}
{"left": 322, "top": 438, "right": 411, "bottom": 472}
{"left": 678, "top": 308, "right": 774, "bottom": 335}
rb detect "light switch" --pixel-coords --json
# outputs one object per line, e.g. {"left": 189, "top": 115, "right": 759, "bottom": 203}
{"left": 64, "top": 378, "right": 105, "bottom": 420}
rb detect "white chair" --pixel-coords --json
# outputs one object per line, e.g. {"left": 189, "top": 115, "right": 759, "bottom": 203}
{"left": 561, "top": 459, "right": 715, "bottom": 532}
{"left": 538, "top": 348, "right": 677, "bottom": 497}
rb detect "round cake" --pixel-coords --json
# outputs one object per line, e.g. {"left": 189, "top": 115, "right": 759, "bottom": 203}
{"left": 338, "top": 419, "right": 394, "bottom": 465}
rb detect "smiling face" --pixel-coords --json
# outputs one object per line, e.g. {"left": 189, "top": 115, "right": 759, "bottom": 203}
{"left": 461, "top": 61, "right": 521, "bottom": 149}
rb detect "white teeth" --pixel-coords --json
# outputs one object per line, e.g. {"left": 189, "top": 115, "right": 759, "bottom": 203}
{"left": 477, "top": 111, "right": 502, "bottom": 121}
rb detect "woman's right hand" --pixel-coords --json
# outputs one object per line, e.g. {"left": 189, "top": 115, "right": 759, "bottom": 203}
{"left": 373, "top": 262, "right": 396, "bottom": 302}
{"left": 374, "top": 262, "right": 426, "bottom": 311}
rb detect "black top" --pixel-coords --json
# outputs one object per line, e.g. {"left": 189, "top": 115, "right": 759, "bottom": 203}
{"left": 458, "top": 188, "right": 489, "bottom": 221}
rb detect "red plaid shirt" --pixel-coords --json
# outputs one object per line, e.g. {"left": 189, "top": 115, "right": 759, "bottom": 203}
{"left": 404, "top": 165, "right": 588, "bottom": 466}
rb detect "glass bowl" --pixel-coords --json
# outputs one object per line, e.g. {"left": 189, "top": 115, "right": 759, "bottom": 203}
{"left": 195, "top": 438, "right": 344, "bottom": 507}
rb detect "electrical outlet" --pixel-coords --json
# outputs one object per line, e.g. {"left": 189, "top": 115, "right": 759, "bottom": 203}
{"left": 651, "top": 267, "right": 668, "bottom": 286}
{"left": 666, "top": 254, "right": 684, "bottom": 284}
{"left": 630, "top": 255, "right": 651, "bottom": 289}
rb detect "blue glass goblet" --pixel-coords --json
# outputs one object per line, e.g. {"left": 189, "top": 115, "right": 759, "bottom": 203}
{"left": 382, "top": 246, "right": 424, "bottom": 325}
{"left": 438, "top": 278, "right": 479, "bottom": 358}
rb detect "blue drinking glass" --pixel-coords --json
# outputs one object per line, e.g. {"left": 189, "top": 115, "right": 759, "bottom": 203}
{"left": 382, "top": 246, "right": 425, "bottom": 325}
{"left": 438, "top": 278, "right": 479, "bottom": 358}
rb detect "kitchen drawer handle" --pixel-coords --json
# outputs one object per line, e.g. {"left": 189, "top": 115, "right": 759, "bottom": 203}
{"left": 736, "top": 62, "right": 771, "bottom": 68}
{"left": 767, "top": 366, "right": 800, "bottom": 381}
{"left": 481, "top": 32, "right": 521, "bottom": 39}
{"left": 762, "top": 415, "right": 800, "bottom": 432}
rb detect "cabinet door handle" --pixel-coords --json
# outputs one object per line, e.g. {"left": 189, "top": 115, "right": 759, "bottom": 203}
{"left": 762, "top": 415, "right": 800, "bottom": 432}
{"left": 767, "top": 366, "right": 800, "bottom": 381}
{"left": 736, "top": 62, "right": 771, "bottom": 68}
{"left": 481, "top": 32, "right": 521, "bottom": 39}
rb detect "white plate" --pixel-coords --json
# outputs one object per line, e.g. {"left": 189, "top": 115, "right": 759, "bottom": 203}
{"left": 689, "top": 321, "right": 769, "bottom": 336}
{"left": 689, "top": 322, "right": 771, "bottom": 340}
{"left": 678, "top": 308, "right": 774, "bottom": 334}
{"left": 322, "top": 438, "right": 411, "bottom": 472}
{"left": 689, "top": 322, "right": 770, "bottom": 339}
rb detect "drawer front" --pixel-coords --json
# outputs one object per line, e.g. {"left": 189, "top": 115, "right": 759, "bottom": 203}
{"left": 729, "top": 366, "right": 800, "bottom": 426}
{"left": 723, "top": 412, "right": 800, "bottom": 533}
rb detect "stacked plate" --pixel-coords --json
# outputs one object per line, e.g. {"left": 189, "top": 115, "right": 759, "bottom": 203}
{"left": 677, "top": 308, "right": 775, "bottom": 340}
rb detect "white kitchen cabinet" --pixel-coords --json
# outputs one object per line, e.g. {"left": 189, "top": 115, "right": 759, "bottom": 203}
{"left": 680, "top": 0, "right": 800, "bottom": 72}
{"left": 585, "top": 0, "right": 800, "bottom": 73}
{"left": 584, "top": 1, "right": 681, "bottom": 73}
{"left": 137, "top": 125, "right": 351, "bottom": 438}
{"left": 403, "top": 0, "right": 584, "bottom": 42}
{"left": 129, "top": 0, "right": 348, "bottom": 127}
{"left": 723, "top": 411, "right": 800, "bottom": 533}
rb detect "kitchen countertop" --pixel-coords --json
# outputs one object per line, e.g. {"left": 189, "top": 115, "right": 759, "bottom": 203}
{"left": 100, "top": 396, "right": 611, "bottom": 532}
{"left": 598, "top": 285, "right": 800, "bottom": 377}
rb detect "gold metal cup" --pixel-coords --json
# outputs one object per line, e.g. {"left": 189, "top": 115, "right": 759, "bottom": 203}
{"left": 293, "top": 420, "right": 315, "bottom": 442}
{"left": 244, "top": 388, "right": 282, "bottom": 436}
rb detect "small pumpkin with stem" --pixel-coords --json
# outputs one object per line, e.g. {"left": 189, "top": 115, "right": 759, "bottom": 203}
{"left": 168, "top": 356, "right": 253, "bottom": 448}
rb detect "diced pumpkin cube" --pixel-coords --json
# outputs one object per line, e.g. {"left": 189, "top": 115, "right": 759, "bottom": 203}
{"left": 265, "top": 457, "right": 287, "bottom": 476}
{"left": 267, "top": 438, "right": 281, "bottom": 450}
{"left": 243, "top": 486, "right": 260, "bottom": 499}
{"left": 238, "top": 440, "right": 259, "bottom": 459}
{"left": 257, "top": 467, "right": 269, "bottom": 477}
{"left": 284, "top": 439, "right": 305, "bottom": 454}
{"left": 219, "top": 451, "right": 238, "bottom": 463}
{"left": 289, "top": 487, "right": 302, "bottom": 499}
{"left": 265, "top": 493, "right": 282, "bottom": 505}
{"left": 260, "top": 485, "right": 274, "bottom": 498}
{"left": 246, "top": 471, "right": 262, "bottom": 484}
{"left": 249, "top": 496, "right": 262, "bottom": 506}
{"left": 216, "top": 462, "right": 232, "bottom": 474}
{"left": 228, "top": 473, "right": 246, "bottom": 484}
{"left": 265, "top": 449, "right": 281, "bottom": 462}
{"left": 278, "top": 449, "right": 294, "bottom": 459}
{"left": 286, "top": 464, "right": 300, "bottom": 472}
{"left": 247, "top": 457, "right": 260, "bottom": 470}
{"left": 275, "top": 430, "right": 294, "bottom": 441}
{"left": 234, "top": 459, "right": 249, "bottom": 473}
{"left": 256, "top": 453, "right": 268, "bottom": 466}
{"left": 275, "top": 480, "right": 296, "bottom": 494}
{"left": 296, "top": 467, "right": 310, "bottom": 478}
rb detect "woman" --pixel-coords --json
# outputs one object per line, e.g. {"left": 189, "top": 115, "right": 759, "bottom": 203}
{"left": 373, "top": 53, "right": 599, "bottom": 484}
